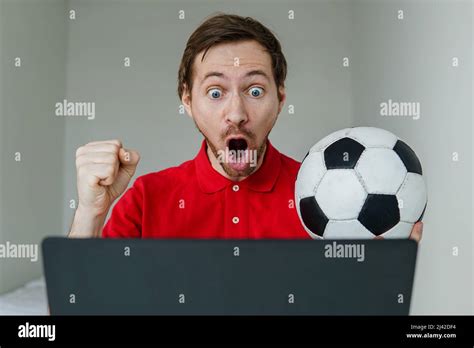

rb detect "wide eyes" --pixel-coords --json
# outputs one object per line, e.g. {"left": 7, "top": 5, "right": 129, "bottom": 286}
{"left": 248, "top": 87, "right": 264, "bottom": 98}
{"left": 207, "top": 88, "right": 222, "bottom": 99}
{"left": 207, "top": 86, "right": 265, "bottom": 99}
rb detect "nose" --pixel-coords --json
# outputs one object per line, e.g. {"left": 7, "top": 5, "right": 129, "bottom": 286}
{"left": 225, "top": 92, "right": 248, "bottom": 127}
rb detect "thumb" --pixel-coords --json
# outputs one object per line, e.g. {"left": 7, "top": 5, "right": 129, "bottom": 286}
{"left": 118, "top": 148, "right": 140, "bottom": 176}
{"left": 119, "top": 148, "right": 140, "bottom": 166}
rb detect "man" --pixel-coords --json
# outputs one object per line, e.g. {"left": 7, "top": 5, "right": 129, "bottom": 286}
{"left": 68, "top": 13, "right": 423, "bottom": 241}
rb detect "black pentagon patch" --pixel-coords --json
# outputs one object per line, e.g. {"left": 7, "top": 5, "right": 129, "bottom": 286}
{"left": 358, "top": 194, "right": 400, "bottom": 236}
{"left": 324, "top": 137, "right": 365, "bottom": 169}
{"left": 393, "top": 140, "right": 422, "bottom": 175}
{"left": 299, "top": 196, "right": 328, "bottom": 237}
{"left": 416, "top": 202, "right": 427, "bottom": 222}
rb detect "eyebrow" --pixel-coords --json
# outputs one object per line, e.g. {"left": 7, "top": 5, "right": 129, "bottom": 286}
{"left": 201, "top": 69, "right": 270, "bottom": 84}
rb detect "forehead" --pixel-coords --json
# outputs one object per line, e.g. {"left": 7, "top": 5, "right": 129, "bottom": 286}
{"left": 193, "top": 40, "right": 273, "bottom": 83}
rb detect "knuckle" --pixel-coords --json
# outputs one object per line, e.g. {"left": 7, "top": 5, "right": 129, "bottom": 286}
{"left": 108, "top": 144, "right": 121, "bottom": 154}
{"left": 75, "top": 146, "right": 83, "bottom": 157}
{"left": 105, "top": 165, "right": 115, "bottom": 177}
{"left": 106, "top": 152, "right": 118, "bottom": 163}
{"left": 75, "top": 157, "right": 82, "bottom": 169}
{"left": 77, "top": 164, "right": 86, "bottom": 177}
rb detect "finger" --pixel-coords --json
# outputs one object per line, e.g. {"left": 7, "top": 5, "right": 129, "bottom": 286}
{"left": 76, "top": 143, "right": 121, "bottom": 157}
{"left": 409, "top": 222, "right": 423, "bottom": 243}
{"left": 85, "top": 139, "right": 122, "bottom": 147}
{"left": 76, "top": 152, "right": 119, "bottom": 168}
{"left": 99, "top": 166, "right": 119, "bottom": 186}
{"left": 79, "top": 163, "right": 117, "bottom": 187}
{"left": 417, "top": 222, "right": 423, "bottom": 241}
{"left": 374, "top": 235, "right": 384, "bottom": 240}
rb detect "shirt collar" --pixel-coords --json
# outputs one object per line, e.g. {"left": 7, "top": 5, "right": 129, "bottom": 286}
{"left": 194, "top": 139, "right": 282, "bottom": 193}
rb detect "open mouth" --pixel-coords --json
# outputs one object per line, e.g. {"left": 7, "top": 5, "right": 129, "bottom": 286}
{"left": 227, "top": 138, "right": 248, "bottom": 152}
{"left": 224, "top": 137, "right": 252, "bottom": 170}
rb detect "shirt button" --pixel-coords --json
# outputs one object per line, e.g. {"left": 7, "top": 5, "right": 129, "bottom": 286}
{"left": 232, "top": 185, "right": 239, "bottom": 192}
{"left": 232, "top": 217, "right": 239, "bottom": 224}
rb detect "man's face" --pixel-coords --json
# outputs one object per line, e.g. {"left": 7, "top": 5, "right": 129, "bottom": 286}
{"left": 181, "top": 40, "right": 286, "bottom": 178}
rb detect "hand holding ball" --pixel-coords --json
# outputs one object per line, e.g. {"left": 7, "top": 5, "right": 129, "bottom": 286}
{"left": 295, "top": 127, "right": 427, "bottom": 239}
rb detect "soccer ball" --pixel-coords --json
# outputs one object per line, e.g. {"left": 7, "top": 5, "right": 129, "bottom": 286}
{"left": 295, "top": 127, "right": 427, "bottom": 239}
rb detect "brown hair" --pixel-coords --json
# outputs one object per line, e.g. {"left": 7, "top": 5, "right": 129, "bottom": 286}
{"left": 177, "top": 13, "right": 287, "bottom": 101}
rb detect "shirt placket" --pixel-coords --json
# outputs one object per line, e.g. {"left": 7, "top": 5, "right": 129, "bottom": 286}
{"left": 223, "top": 183, "right": 248, "bottom": 238}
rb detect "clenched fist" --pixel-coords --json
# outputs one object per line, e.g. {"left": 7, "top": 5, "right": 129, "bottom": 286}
{"left": 69, "top": 139, "right": 140, "bottom": 238}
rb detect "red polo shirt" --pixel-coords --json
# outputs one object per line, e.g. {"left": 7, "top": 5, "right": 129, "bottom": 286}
{"left": 102, "top": 140, "right": 311, "bottom": 239}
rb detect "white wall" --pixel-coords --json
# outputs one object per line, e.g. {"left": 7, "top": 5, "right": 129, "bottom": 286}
{"left": 0, "top": 0, "right": 4, "bottom": 293}
{"left": 350, "top": 0, "right": 472, "bottom": 314}
{"left": 0, "top": 0, "right": 67, "bottom": 294}
{"left": 471, "top": 0, "right": 473, "bottom": 315}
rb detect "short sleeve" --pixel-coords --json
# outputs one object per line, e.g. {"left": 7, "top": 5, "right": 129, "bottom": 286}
{"left": 102, "top": 177, "right": 143, "bottom": 238}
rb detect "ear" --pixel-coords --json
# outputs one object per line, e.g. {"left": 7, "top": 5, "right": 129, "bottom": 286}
{"left": 277, "top": 85, "right": 286, "bottom": 115}
{"left": 181, "top": 84, "right": 193, "bottom": 118}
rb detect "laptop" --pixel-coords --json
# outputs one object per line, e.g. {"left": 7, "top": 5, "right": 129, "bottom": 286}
{"left": 42, "top": 237, "right": 418, "bottom": 315}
